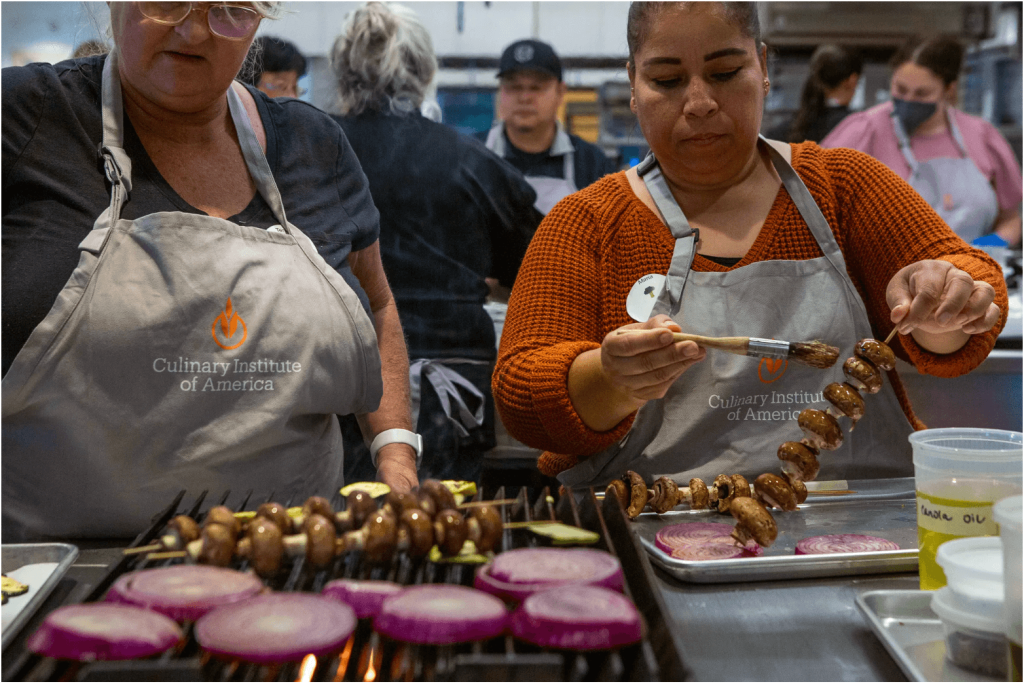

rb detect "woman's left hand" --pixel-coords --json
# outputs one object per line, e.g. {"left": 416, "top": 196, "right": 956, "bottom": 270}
{"left": 886, "top": 259, "right": 999, "bottom": 338}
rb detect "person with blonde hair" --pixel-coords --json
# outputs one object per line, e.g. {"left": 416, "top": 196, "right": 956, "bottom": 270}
{"left": 2, "top": 1, "right": 419, "bottom": 539}
{"left": 330, "top": 2, "right": 540, "bottom": 484}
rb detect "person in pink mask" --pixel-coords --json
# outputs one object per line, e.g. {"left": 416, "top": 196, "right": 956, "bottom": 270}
{"left": 822, "top": 36, "right": 1021, "bottom": 247}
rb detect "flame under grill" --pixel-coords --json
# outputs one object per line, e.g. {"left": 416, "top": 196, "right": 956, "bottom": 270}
{"left": 5, "top": 486, "right": 689, "bottom": 682}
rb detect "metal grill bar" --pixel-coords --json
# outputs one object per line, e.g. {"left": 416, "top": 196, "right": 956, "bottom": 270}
{"left": 5, "top": 485, "right": 690, "bottom": 681}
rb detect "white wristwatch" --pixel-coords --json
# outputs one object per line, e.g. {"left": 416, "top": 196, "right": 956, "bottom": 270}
{"left": 369, "top": 429, "right": 423, "bottom": 469}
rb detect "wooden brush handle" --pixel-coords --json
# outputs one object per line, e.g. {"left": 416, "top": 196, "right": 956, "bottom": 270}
{"left": 617, "top": 330, "right": 751, "bottom": 356}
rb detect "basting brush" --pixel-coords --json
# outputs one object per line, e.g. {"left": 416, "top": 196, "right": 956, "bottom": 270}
{"left": 616, "top": 331, "right": 841, "bottom": 369}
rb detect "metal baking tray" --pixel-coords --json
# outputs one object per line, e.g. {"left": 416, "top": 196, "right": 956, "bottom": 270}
{"left": 1, "top": 544, "right": 79, "bottom": 650}
{"left": 633, "top": 477, "right": 918, "bottom": 583}
{"left": 856, "top": 589, "right": 1000, "bottom": 682}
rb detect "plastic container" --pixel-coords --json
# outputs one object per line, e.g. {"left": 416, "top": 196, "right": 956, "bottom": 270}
{"left": 932, "top": 536, "right": 1007, "bottom": 678}
{"left": 910, "top": 428, "right": 1022, "bottom": 589}
{"left": 994, "top": 495, "right": 1023, "bottom": 681}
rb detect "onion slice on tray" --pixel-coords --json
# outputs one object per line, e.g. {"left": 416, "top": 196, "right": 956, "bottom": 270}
{"left": 322, "top": 579, "right": 404, "bottom": 619}
{"left": 106, "top": 565, "right": 263, "bottom": 622}
{"left": 374, "top": 584, "right": 507, "bottom": 645}
{"left": 511, "top": 584, "right": 642, "bottom": 651}
{"left": 655, "top": 522, "right": 762, "bottom": 560}
{"left": 27, "top": 603, "right": 183, "bottom": 661}
{"left": 475, "top": 547, "right": 623, "bottom": 603}
{"left": 196, "top": 593, "right": 356, "bottom": 663}
{"left": 795, "top": 534, "right": 900, "bottom": 555}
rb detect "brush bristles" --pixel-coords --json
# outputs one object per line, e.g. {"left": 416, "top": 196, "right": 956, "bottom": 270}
{"left": 790, "top": 341, "right": 841, "bottom": 369}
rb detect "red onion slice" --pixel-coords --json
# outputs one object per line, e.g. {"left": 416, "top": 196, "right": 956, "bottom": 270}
{"left": 322, "top": 579, "right": 404, "bottom": 619}
{"left": 27, "top": 603, "right": 182, "bottom": 661}
{"left": 111, "top": 566, "right": 264, "bottom": 622}
{"left": 374, "top": 584, "right": 508, "bottom": 645}
{"left": 103, "top": 571, "right": 137, "bottom": 605}
{"left": 655, "top": 522, "right": 762, "bottom": 560}
{"left": 196, "top": 593, "right": 356, "bottom": 663}
{"left": 511, "top": 584, "right": 642, "bottom": 651}
{"left": 795, "top": 534, "right": 900, "bottom": 555}
{"left": 474, "top": 547, "right": 624, "bottom": 603}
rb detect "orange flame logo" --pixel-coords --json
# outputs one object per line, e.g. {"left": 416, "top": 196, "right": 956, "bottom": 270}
{"left": 211, "top": 297, "right": 247, "bottom": 350}
{"left": 757, "top": 357, "right": 788, "bottom": 384}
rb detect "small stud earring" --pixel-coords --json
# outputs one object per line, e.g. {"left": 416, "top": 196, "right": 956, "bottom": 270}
{"left": 763, "top": 78, "right": 770, "bottom": 95}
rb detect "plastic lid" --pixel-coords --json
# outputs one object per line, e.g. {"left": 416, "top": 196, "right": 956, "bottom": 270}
{"left": 993, "top": 495, "right": 1023, "bottom": 530}
{"left": 931, "top": 587, "right": 1006, "bottom": 635}
{"left": 935, "top": 537, "right": 1004, "bottom": 602}
{"left": 909, "top": 428, "right": 1022, "bottom": 475}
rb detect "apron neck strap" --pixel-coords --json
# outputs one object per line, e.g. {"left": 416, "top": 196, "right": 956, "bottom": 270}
{"left": 99, "top": 51, "right": 290, "bottom": 229}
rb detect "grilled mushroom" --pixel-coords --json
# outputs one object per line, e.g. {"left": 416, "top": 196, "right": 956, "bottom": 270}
{"left": 823, "top": 382, "right": 865, "bottom": 430}
{"left": 689, "top": 478, "right": 711, "bottom": 510}
{"left": 398, "top": 508, "right": 435, "bottom": 558}
{"left": 798, "top": 408, "right": 844, "bottom": 451}
{"left": 624, "top": 471, "right": 649, "bottom": 519}
{"left": 730, "top": 498, "right": 778, "bottom": 548}
{"left": 843, "top": 356, "right": 883, "bottom": 394}
{"left": 777, "top": 441, "right": 821, "bottom": 482}
{"left": 854, "top": 338, "right": 895, "bottom": 371}
{"left": 433, "top": 509, "right": 469, "bottom": 556}
{"left": 649, "top": 477, "right": 680, "bottom": 514}
{"left": 754, "top": 473, "right": 798, "bottom": 512}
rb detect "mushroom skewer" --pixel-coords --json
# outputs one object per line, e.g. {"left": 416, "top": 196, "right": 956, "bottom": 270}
{"left": 123, "top": 515, "right": 200, "bottom": 555}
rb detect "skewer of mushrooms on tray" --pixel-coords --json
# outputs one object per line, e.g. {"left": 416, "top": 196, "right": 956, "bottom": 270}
{"left": 608, "top": 336, "right": 898, "bottom": 553}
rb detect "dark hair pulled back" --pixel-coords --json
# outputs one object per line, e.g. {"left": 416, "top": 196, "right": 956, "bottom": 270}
{"left": 627, "top": 2, "right": 762, "bottom": 68}
{"left": 890, "top": 35, "right": 964, "bottom": 86}
{"left": 787, "top": 44, "right": 862, "bottom": 142}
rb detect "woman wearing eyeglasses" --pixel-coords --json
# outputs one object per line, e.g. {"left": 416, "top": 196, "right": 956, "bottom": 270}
{"left": 2, "top": 2, "right": 420, "bottom": 539}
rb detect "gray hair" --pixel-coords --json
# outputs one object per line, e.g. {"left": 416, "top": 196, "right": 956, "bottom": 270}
{"left": 330, "top": 2, "right": 437, "bottom": 116}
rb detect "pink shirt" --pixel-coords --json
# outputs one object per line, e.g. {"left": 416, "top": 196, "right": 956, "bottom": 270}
{"left": 821, "top": 101, "right": 1023, "bottom": 211}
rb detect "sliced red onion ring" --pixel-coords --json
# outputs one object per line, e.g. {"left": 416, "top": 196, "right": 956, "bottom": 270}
{"left": 511, "top": 584, "right": 642, "bottom": 651}
{"left": 795, "top": 534, "right": 900, "bottom": 555}
{"left": 196, "top": 593, "right": 356, "bottom": 663}
{"left": 322, "top": 579, "right": 404, "bottom": 619}
{"left": 474, "top": 548, "right": 624, "bottom": 603}
{"left": 655, "top": 522, "right": 762, "bottom": 560}
{"left": 111, "top": 566, "right": 264, "bottom": 622}
{"left": 374, "top": 584, "right": 508, "bottom": 645}
{"left": 27, "top": 603, "right": 182, "bottom": 661}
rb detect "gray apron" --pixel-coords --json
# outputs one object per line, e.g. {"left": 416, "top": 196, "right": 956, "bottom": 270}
{"left": 485, "top": 121, "right": 577, "bottom": 215}
{"left": 1, "top": 53, "right": 383, "bottom": 539}
{"left": 892, "top": 108, "right": 999, "bottom": 244}
{"left": 409, "top": 358, "right": 486, "bottom": 437}
{"left": 558, "top": 139, "right": 915, "bottom": 490}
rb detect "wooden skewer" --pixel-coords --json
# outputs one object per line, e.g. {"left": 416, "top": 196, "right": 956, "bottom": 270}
{"left": 457, "top": 499, "right": 517, "bottom": 509}
{"left": 884, "top": 328, "right": 898, "bottom": 345}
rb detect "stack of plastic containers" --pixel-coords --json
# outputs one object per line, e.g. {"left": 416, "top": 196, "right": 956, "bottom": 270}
{"left": 994, "top": 495, "right": 1023, "bottom": 682}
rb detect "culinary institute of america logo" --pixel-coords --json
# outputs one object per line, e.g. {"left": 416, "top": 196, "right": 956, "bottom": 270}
{"left": 212, "top": 298, "right": 247, "bottom": 350}
{"left": 757, "top": 358, "right": 788, "bottom": 384}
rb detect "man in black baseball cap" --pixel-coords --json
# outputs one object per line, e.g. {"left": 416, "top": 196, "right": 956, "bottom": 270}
{"left": 479, "top": 39, "right": 616, "bottom": 216}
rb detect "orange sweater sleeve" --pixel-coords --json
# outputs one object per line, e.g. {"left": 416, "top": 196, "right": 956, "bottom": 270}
{"left": 819, "top": 145, "right": 1008, "bottom": 377}
{"left": 492, "top": 184, "right": 640, "bottom": 455}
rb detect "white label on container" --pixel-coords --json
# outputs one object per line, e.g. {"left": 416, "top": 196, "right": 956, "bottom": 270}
{"left": 917, "top": 492, "right": 1000, "bottom": 537}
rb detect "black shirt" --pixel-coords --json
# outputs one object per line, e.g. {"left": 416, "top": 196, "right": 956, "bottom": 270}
{"left": 336, "top": 112, "right": 540, "bottom": 360}
{"left": 768, "top": 105, "right": 852, "bottom": 144}
{"left": 474, "top": 127, "right": 618, "bottom": 190}
{"left": 2, "top": 55, "right": 380, "bottom": 376}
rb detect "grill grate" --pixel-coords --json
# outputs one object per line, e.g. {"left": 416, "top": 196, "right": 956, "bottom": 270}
{"left": 4, "top": 486, "right": 690, "bottom": 682}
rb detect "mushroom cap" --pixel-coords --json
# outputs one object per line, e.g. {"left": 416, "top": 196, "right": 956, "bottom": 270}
{"left": 304, "top": 513, "right": 337, "bottom": 569}
{"left": 362, "top": 510, "right": 398, "bottom": 565}
{"left": 843, "top": 356, "right": 883, "bottom": 394}
{"left": 798, "top": 408, "right": 844, "bottom": 451}
{"left": 854, "top": 338, "right": 895, "bottom": 371}
{"left": 776, "top": 441, "right": 821, "bottom": 482}
{"left": 346, "top": 491, "right": 378, "bottom": 530}
{"left": 605, "top": 480, "right": 630, "bottom": 511}
{"left": 624, "top": 471, "right": 648, "bottom": 519}
{"left": 471, "top": 505, "right": 503, "bottom": 554}
{"left": 754, "top": 473, "right": 798, "bottom": 512}
{"left": 823, "top": 382, "right": 865, "bottom": 425}
{"left": 168, "top": 515, "right": 200, "bottom": 544}
{"left": 649, "top": 477, "right": 679, "bottom": 514}
{"left": 198, "top": 523, "right": 235, "bottom": 567}
{"left": 729, "top": 498, "right": 778, "bottom": 547}
{"left": 400, "top": 508, "right": 435, "bottom": 558}
{"left": 249, "top": 518, "right": 284, "bottom": 577}
{"left": 421, "top": 480, "right": 458, "bottom": 513}
{"left": 730, "top": 474, "right": 751, "bottom": 499}
{"left": 688, "top": 478, "right": 710, "bottom": 510}
{"left": 255, "top": 503, "right": 292, "bottom": 535}
{"left": 713, "top": 474, "right": 735, "bottom": 512}
{"left": 204, "top": 506, "right": 240, "bottom": 537}
{"left": 303, "top": 496, "right": 335, "bottom": 521}
{"left": 434, "top": 509, "right": 469, "bottom": 557}
{"left": 784, "top": 473, "right": 809, "bottom": 505}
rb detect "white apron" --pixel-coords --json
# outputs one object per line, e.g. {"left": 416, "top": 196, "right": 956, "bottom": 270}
{"left": 485, "top": 121, "right": 577, "bottom": 215}
{"left": 2, "top": 53, "right": 383, "bottom": 539}
{"left": 558, "top": 139, "right": 915, "bottom": 490}
{"left": 892, "top": 109, "right": 999, "bottom": 244}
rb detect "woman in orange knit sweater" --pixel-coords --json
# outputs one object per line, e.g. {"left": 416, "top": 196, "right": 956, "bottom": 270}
{"left": 492, "top": 2, "right": 1007, "bottom": 489}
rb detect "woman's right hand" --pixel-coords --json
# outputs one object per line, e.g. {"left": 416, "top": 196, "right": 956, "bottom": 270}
{"left": 568, "top": 314, "right": 705, "bottom": 433}
{"left": 600, "top": 314, "right": 706, "bottom": 402}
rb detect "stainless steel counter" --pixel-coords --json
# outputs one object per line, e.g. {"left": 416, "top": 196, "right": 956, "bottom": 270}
{"left": 653, "top": 569, "right": 918, "bottom": 681}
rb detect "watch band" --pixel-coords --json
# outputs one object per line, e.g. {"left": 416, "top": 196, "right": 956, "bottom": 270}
{"left": 369, "top": 428, "right": 423, "bottom": 469}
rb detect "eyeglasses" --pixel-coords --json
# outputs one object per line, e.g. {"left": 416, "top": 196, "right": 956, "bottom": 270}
{"left": 137, "top": 3, "right": 261, "bottom": 40}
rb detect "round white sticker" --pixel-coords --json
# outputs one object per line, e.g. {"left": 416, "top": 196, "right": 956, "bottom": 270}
{"left": 626, "top": 274, "right": 666, "bottom": 322}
